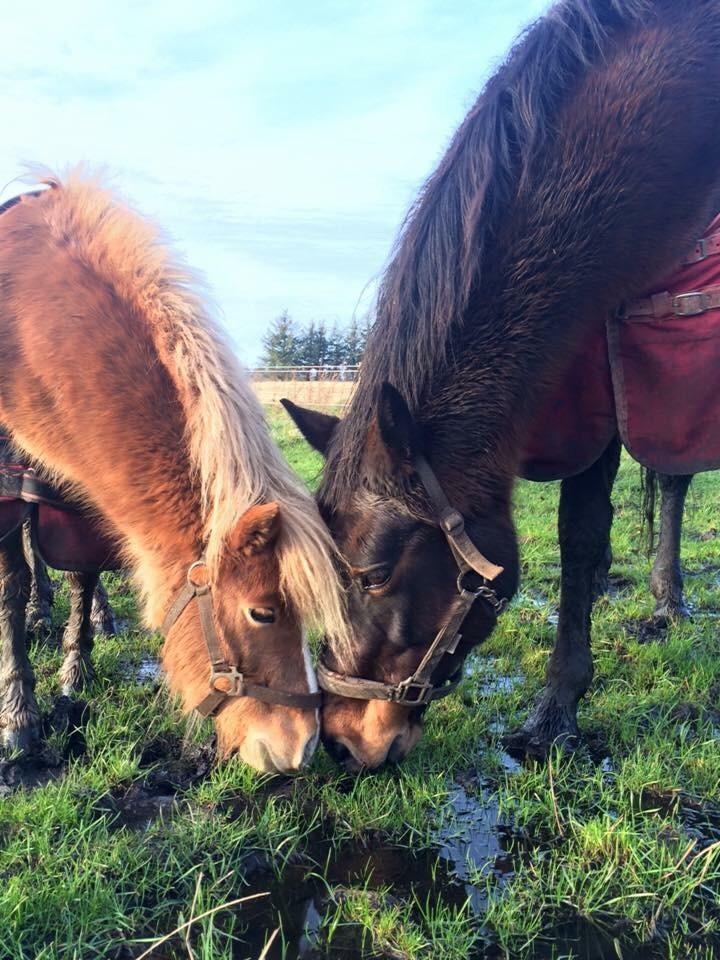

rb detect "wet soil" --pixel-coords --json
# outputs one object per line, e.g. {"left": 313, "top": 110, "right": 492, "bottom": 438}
{"left": 116, "top": 772, "right": 720, "bottom": 960}
{"left": 621, "top": 617, "right": 669, "bottom": 644}
{"left": 0, "top": 695, "right": 89, "bottom": 795}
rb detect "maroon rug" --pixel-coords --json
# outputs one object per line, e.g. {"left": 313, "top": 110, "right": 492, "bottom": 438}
{"left": 521, "top": 215, "right": 720, "bottom": 480}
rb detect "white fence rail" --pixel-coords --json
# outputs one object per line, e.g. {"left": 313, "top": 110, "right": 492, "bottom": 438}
{"left": 250, "top": 365, "right": 360, "bottom": 382}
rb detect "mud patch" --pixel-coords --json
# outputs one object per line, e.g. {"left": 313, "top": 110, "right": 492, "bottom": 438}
{"left": 93, "top": 783, "right": 179, "bottom": 831}
{"left": 604, "top": 573, "right": 635, "bottom": 597}
{"left": 622, "top": 618, "right": 668, "bottom": 644}
{"left": 0, "top": 696, "right": 89, "bottom": 795}
{"left": 138, "top": 732, "right": 215, "bottom": 793}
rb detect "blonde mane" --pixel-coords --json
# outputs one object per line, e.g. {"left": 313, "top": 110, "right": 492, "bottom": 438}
{"left": 30, "top": 167, "right": 349, "bottom": 648}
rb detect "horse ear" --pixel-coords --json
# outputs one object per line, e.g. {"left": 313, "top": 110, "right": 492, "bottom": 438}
{"left": 280, "top": 399, "right": 339, "bottom": 456}
{"left": 228, "top": 502, "right": 281, "bottom": 556}
{"left": 375, "top": 382, "right": 420, "bottom": 465}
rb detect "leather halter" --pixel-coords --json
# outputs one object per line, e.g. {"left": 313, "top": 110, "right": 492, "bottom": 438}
{"left": 317, "top": 456, "right": 508, "bottom": 707}
{"left": 162, "top": 559, "right": 323, "bottom": 717}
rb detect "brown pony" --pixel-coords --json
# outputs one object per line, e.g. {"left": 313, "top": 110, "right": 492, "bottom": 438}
{"left": 285, "top": 0, "right": 720, "bottom": 770}
{"left": 0, "top": 171, "right": 347, "bottom": 772}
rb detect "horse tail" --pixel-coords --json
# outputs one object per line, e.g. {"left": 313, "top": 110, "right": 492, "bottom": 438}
{"left": 640, "top": 467, "right": 658, "bottom": 557}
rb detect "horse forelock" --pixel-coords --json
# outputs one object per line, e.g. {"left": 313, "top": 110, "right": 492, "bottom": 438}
{"left": 26, "top": 167, "right": 350, "bottom": 650}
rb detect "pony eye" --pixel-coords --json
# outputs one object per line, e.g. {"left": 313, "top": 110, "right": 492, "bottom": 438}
{"left": 360, "top": 567, "right": 391, "bottom": 592}
{"left": 249, "top": 607, "right": 276, "bottom": 624}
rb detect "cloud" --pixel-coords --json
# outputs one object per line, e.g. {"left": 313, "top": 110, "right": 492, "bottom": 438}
{"left": 0, "top": 0, "right": 548, "bottom": 361}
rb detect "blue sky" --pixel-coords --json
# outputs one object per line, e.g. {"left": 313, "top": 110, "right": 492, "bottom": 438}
{"left": 0, "top": 0, "right": 548, "bottom": 363}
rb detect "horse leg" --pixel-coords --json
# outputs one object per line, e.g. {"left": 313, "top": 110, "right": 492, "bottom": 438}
{"left": 650, "top": 474, "right": 692, "bottom": 622}
{"left": 22, "top": 521, "right": 54, "bottom": 642}
{"left": 59, "top": 571, "right": 98, "bottom": 695}
{"left": 0, "top": 526, "right": 39, "bottom": 750}
{"left": 506, "top": 436, "right": 621, "bottom": 756}
{"left": 591, "top": 542, "right": 613, "bottom": 601}
{"left": 91, "top": 577, "right": 116, "bottom": 635}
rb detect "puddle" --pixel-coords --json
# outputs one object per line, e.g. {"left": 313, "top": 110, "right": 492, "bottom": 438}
{"left": 465, "top": 656, "right": 525, "bottom": 696}
{"left": 516, "top": 588, "right": 551, "bottom": 609}
{"left": 120, "top": 656, "right": 162, "bottom": 685}
{"left": 122, "top": 781, "right": 529, "bottom": 959}
{"left": 136, "top": 657, "right": 161, "bottom": 684}
{"left": 433, "top": 784, "right": 525, "bottom": 913}
{"left": 111, "top": 775, "right": 720, "bottom": 960}
{"left": 639, "top": 789, "right": 720, "bottom": 850}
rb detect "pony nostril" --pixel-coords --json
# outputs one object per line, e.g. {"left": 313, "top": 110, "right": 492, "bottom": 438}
{"left": 324, "top": 736, "right": 351, "bottom": 765}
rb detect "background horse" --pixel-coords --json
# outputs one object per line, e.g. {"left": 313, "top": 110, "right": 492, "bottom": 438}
{"left": 0, "top": 430, "right": 118, "bottom": 745}
{"left": 285, "top": 0, "right": 720, "bottom": 770}
{"left": 0, "top": 173, "right": 347, "bottom": 772}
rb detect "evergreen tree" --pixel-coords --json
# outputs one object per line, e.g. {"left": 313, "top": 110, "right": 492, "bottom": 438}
{"left": 357, "top": 316, "right": 373, "bottom": 360}
{"left": 326, "top": 323, "right": 346, "bottom": 366}
{"left": 260, "top": 310, "right": 298, "bottom": 366}
{"left": 299, "top": 321, "right": 328, "bottom": 367}
{"left": 344, "top": 318, "right": 361, "bottom": 364}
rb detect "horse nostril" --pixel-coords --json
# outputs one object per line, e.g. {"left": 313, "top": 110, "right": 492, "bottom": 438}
{"left": 323, "top": 736, "right": 352, "bottom": 765}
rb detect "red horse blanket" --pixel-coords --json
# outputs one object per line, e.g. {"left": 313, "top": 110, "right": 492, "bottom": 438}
{"left": 521, "top": 216, "right": 720, "bottom": 480}
{"left": 0, "top": 434, "right": 121, "bottom": 572}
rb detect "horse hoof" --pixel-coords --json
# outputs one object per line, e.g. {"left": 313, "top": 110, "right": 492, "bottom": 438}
{"left": 503, "top": 695, "right": 582, "bottom": 759}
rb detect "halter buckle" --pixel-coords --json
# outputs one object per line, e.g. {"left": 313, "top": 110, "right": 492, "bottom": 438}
{"left": 209, "top": 666, "right": 245, "bottom": 697}
{"left": 391, "top": 678, "right": 434, "bottom": 705}
{"left": 187, "top": 559, "right": 210, "bottom": 590}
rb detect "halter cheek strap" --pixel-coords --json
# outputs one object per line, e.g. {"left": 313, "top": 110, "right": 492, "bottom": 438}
{"left": 162, "top": 559, "right": 323, "bottom": 717}
{"left": 317, "top": 455, "right": 508, "bottom": 708}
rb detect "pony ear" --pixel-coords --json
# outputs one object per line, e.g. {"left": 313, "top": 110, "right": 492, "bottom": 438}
{"left": 228, "top": 502, "right": 281, "bottom": 556}
{"left": 375, "top": 383, "right": 421, "bottom": 465}
{"left": 280, "top": 399, "right": 339, "bottom": 456}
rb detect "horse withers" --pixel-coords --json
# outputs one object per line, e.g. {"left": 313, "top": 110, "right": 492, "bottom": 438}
{"left": 0, "top": 174, "right": 347, "bottom": 772}
{"left": 285, "top": 0, "right": 720, "bottom": 770}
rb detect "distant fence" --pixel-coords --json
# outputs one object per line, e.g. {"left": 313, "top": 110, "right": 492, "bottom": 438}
{"left": 250, "top": 365, "right": 359, "bottom": 407}
{"left": 250, "top": 365, "right": 360, "bottom": 382}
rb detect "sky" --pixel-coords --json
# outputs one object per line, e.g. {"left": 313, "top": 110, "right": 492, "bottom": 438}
{"left": 0, "top": 0, "right": 549, "bottom": 363}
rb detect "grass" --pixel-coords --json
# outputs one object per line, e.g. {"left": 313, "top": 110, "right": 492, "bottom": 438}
{"left": 1, "top": 408, "right": 719, "bottom": 959}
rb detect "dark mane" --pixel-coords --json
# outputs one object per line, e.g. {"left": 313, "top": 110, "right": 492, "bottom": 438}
{"left": 320, "top": 0, "right": 662, "bottom": 510}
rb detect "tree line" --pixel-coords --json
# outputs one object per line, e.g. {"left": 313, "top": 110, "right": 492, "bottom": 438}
{"left": 260, "top": 310, "right": 372, "bottom": 367}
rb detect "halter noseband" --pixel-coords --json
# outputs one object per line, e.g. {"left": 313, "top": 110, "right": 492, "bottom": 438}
{"left": 317, "top": 456, "right": 508, "bottom": 708}
{"left": 162, "top": 559, "right": 322, "bottom": 717}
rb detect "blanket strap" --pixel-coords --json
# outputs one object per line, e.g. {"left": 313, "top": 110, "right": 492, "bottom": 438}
{"left": 618, "top": 285, "right": 720, "bottom": 322}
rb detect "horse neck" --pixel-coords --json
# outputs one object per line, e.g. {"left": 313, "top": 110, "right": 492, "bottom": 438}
{"left": 48, "top": 416, "right": 204, "bottom": 627}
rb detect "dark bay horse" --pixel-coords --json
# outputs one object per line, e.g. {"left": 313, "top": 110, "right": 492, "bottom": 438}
{"left": 0, "top": 173, "right": 348, "bottom": 772}
{"left": 284, "top": 0, "right": 720, "bottom": 770}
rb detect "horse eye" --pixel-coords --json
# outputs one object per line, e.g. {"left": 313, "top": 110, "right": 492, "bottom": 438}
{"left": 360, "top": 567, "right": 391, "bottom": 592}
{"left": 249, "top": 607, "right": 276, "bottom": 624}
